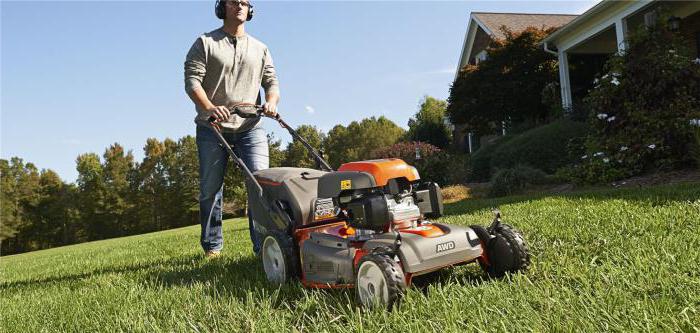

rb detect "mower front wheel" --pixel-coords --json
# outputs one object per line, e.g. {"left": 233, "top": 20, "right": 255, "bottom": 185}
{"left": 475, "top": 224, "right": 530, "bottom": 278}
{"left": 355, "top": 253, "right": 406, "bottom": 310}
{"left": 261, "top": 233, "right": 297, "bottom": 285}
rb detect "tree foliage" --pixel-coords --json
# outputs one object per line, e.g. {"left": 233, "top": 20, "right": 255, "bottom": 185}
{"left": 267, "top": 133, "right": 285, "bottom": 168}
{"left": 406, "top": 96, "right": 452, "bottom": 148}
{"left": 325, "top": 116, "right": 405, "bottom": 168}
{"left": 1, "top": 137, "right": 201, "bottom": 254}
{"left": 447, "top": 27, "right": 558, "bottom": 135}
{"left": 283, "top": 125, "right": 325, "bottom": 168}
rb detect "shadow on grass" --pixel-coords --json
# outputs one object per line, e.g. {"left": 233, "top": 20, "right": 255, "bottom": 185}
{"left": 151, "top": 254, "right": 494, "bottom": 309}
{"left": 2, "top": 251, "right": 510, "bottom": 312}
{"left": 443, "top": 182, "right": 700, "bottom": 217}
{"left": 150, "top": 254, "right": 357, "bottom": 310}
{"left": 0, "top": 255, "right": 200, "bottom": 290}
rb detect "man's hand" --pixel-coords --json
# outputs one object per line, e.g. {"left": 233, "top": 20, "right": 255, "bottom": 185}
{"left": 262, "top": 102, "right": 278, "bottom": 118}
{"left": 207, "top": 105, "right": 230, "bottom": 122}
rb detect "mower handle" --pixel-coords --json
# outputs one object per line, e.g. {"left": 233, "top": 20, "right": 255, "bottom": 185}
{"left": 207, "top": 104, "right": 333, "bottom": 172}
{"left": 207, "top": 103, "right": 280, "bottom": 123}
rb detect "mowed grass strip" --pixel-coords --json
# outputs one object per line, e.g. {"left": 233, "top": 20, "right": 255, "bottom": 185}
{"left": 1, "top": 183, "right": 699, "bottom": 332}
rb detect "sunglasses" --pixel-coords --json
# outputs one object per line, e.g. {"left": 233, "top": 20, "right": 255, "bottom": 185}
{"left": 225, "top": 0, "right": 251, "bottom": 8}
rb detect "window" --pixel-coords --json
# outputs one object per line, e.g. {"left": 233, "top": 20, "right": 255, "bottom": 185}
{"left": 644, "top": 11, "right": 658, "bottom": 28}
{"left": 475, "top": 50, "right": 488, "bottom": 64}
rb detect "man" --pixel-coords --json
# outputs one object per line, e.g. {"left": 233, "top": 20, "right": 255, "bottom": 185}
{"left": 184, "top": 0, "right": 280, "bottom": 257}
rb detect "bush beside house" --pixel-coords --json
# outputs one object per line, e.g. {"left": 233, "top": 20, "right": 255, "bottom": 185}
{"left": 567, "top": 16, "right": 700, "bottom": 184}
{"left": 467, "top": 119, "right": 588, "bottom": 181}
{"left": 490, "top": 119, "right": 588, "bottom": 173}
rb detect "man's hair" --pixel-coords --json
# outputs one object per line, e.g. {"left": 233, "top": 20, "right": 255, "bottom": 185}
{"left": 215, "top": 0, "right": 254, "bottom": 21}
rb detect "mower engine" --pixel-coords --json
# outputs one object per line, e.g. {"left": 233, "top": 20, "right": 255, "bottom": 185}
{"left": 316, "top": 159, "right": 443, "bottom": 233}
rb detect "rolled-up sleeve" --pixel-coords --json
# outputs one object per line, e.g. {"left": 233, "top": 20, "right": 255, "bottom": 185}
{"left": 261, "top": 48, "right": 280, "bottom": 96}
{"left": 184, "top": 37, "right": 207, "bottom": 94}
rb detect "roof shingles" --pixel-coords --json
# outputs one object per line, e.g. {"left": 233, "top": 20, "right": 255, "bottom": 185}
{"left": 473, "top": 12, "right": 578, "bottom": 40}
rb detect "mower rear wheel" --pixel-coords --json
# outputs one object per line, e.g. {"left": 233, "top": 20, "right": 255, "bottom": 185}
{"left": 355, "top": 253, "right": 406, "bottom": 310}
{"left": 261, "top": 233, "right": 295, "bottom": 285}
{"left": 479, "top": 224, "right": 530, "bottom": 278}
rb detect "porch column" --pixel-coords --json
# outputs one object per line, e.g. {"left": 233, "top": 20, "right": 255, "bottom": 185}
{"left": 615, "top": 18, "right": 628, "bottom": 52}
{"left": 558, "top": 51, "right": 573, "bottom": 110}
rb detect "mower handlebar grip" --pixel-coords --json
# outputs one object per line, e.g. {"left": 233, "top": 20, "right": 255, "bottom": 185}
{"left": 208, "top": 105, "right": 279, "bottom": 123}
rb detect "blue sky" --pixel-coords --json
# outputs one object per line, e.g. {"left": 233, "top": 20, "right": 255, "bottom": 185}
{"left": 1, "top": 0, "right": 596, "bottom": 182}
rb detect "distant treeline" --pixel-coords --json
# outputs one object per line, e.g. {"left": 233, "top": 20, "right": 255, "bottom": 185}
{"left": 2, "top": 103, "right": 454, "bottom": 255}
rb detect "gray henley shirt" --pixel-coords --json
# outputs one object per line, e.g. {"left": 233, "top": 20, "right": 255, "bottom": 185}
{"left": 184, "top": 28, "right": 279, "bottom": 133}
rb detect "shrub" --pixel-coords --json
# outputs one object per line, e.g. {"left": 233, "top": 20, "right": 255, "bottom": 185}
{"left": 490, "top": 119, "right": 589, "bottom": 174}
{"left": 468, "top": 119, "right": 587, "bottom": 182}
{"left": 488, "top": 165, "right": 548, "bottom": 197}
{"left": 556, "top": 158, "right": 631, "bottom": 185}
{"left": 441, "top": 185, "right": 470, "bottom": 203}
{"left": 370, "top": 142, "right": 468, "bottom": 185}
{"left": 575, "top": 12, "right": 700, "bottom": 183}
{"left": 468, "top": 136, "right": 512, "bottom": 182}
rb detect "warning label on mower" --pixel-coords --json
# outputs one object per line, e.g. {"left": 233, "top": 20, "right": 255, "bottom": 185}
{"left": 314, "top": 198, "right": 336, "bottom": 220}
{"left": 340, "top": 179, "right": 352, "bottom": 190}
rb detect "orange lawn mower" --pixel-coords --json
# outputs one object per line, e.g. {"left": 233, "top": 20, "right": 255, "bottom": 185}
{"left": 208, "top": 103, "right": 530, "bottom": 310}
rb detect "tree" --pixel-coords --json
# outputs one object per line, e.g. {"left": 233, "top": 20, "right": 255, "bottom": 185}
{"left": 267, "top": 133, "right": 285, "bottom": 168}
{"left": 172, "top": 136, "right": 200, "bottom": 226}
{"left": 75, "top": 153, "right": 107, "bottom": 239}
{"left": 136, "top": 138, "right": 168, "bottom": 232}
{"left": 406, "top": 96, "right": 452, "bottom": 148}
{"left": 0, "top": 158, "right": 41, "bottom": 252}
{"left": 325, "top": 116, "right": 405, "bottom": 168}
{"left": 33, "top": 169, "right": 78, "bottom": 249}
{"left": 283, "top": 125, "right": 325, "bottom": 168}
{"left": 447, "top": 27, "right": 558, "bottom": 136}
{"left": 102, "top": 144, "right": 136, "bottom": 237}
{"left": 0, "top": 159, "right": 21, "bottom": 242}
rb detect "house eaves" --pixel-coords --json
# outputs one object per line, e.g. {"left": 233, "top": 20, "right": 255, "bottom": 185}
{"left": 543, "top": 0, "right": 618, "bottom": 44}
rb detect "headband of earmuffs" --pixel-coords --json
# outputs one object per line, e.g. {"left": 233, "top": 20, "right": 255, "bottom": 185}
{"left": 215, "top": 0, "right": 254, "bottom": 21}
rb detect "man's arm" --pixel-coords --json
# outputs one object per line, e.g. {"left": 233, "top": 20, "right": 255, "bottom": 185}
{"left": 188, "top": 88, "right": 229, "bottom": 122}
{"left": 261, "top": 47, "right": 280, "bottom": 116}
{"left": 184, "top": 37, "right": 228, "bottom": 121}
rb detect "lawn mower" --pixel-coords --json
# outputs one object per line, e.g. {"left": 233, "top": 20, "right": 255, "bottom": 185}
{"left": 208, "top": 103, "right": 530, "bottom": 309}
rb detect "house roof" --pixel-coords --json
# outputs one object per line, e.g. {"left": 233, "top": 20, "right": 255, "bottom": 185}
{"left": 472, "top": 12, "right": 579, "bottom": 40}
{"left": 542, "top": 0, "right": 619, "bottom": 44}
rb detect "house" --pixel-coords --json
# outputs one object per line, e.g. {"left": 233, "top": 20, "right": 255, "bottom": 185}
{"left": 453, "top": 12, "right": 578, "bottom": 152}
{"left": 543, "top": 0, "right": 700, "bottom": 110}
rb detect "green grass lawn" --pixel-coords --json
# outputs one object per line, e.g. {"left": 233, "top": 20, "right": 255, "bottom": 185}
{"left": 2, "top": 183, "right": 700, "bottom": 332}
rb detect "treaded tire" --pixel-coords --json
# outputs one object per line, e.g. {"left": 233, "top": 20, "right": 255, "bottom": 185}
{"left": 355, "top": 253, "right": 406, "bottom": 311}
{"left": 481, "top": 224, "right": 530, "bottom": 278}
{"left": 261, "top": 231, "right": 299, "bottom": 284}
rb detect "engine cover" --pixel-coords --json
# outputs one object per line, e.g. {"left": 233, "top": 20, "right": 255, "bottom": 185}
{"left": 317, "top": 171, "right": 376, "bottom": 198}
{"left": 338, "top": 159, "right": 419, "bottom": 187}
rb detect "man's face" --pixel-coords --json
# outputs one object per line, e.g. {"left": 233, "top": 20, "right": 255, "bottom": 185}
{"left": 225, "top": 0, "right": 250, "bottom": 23}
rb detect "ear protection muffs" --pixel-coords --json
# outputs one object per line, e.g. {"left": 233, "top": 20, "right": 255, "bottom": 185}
{"left": 215, "top": 0, "right": 254, "bottom": 21}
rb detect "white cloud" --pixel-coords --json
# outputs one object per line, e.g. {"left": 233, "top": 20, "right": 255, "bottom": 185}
{"left": 305, "top": 106, "right": 315, "bottom": 114}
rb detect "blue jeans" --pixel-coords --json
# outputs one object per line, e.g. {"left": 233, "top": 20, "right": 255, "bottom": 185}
{"left": 196, "top": 125, "right": 269, "bottom": 254}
